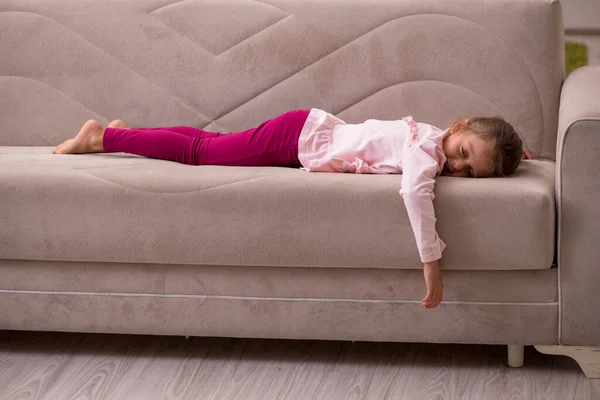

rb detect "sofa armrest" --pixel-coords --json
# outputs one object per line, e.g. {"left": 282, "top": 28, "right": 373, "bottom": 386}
{"left": 556, "top": 66, "right": 600, "bottom": 346}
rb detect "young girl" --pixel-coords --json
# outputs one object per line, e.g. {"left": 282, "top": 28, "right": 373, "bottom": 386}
{"left": 52, "top": 108, "right": 529, "bottom": 309}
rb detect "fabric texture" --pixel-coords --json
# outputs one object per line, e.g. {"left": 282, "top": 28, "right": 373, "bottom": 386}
{"left": 0, "top": 258, "right": 560, "bottom": 345}
{"left": 0, "top": 0, "right": 562, "bottom": 160}
{"left": 0, "top": 146, "right": 555, "bottom": 271}
{"left": 556, "top": 66, "right": 600, "bottom": 346}
{"left": 103, "top": 109, "right": 309, "bottom": 167}
{"left": 0, "top": 259, "right": 558, "bottom": 303}
{"left": 0, "top": 291, "right": 558, "bottom": 345}
{"left": 0, "top": 0, "right": 573, "bottom": 346}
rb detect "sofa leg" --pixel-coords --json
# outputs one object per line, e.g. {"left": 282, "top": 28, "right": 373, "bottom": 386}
{"left": 535, "top": 345, "right": 600, "bottom": 378}
{"left": 507, "top": 345, "right": 524, "bottom": 367}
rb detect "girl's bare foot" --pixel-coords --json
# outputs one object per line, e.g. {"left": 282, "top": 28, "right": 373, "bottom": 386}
{"left": 52, "top": 120, "right": 105, "bottom": 154}
{"left": 108, "top": 119, "right": 129, "bottom": 129}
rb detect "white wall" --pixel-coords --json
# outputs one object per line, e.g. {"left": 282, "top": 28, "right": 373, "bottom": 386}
{"left": 560, "top": 0, "right": 600, "bottom": 30}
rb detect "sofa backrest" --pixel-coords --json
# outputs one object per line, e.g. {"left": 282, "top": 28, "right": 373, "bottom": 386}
{"left": 0, "top": 0, "right": 564, "bottom": 159}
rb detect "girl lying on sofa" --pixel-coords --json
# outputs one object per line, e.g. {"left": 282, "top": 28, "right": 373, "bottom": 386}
{"left": 52, "top": 108, "right": 532, "bottom": 309}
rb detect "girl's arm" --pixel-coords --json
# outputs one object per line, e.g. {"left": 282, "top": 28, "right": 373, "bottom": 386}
{"left": 399, "top": 142, "right": 446, "bottom": 308}
{"left": 399, "top": 144, "right": 446, "bottom": 263}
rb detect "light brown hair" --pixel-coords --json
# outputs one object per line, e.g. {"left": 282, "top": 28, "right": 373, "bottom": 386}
{"left": 454, "top": 116, "right": 523, "bottom": 177}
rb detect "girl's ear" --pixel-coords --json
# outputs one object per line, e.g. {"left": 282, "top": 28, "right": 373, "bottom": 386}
{"left": 451, "top": 119, "right": 469, "bottom": 134}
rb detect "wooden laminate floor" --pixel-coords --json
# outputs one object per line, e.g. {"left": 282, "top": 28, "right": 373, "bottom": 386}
{"left": 0, "top": 330, "right": 599, "bottom": 400}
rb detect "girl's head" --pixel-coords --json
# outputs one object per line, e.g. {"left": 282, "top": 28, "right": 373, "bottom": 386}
{"left": 441, "top": 116, "right": 523, "bottom": 178}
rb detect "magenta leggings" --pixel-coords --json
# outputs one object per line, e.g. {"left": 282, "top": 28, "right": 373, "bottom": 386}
{"left": 103, "top": 109, "right": 310, "bottom": 167}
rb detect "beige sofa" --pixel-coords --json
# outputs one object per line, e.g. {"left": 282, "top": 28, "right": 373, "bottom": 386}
{"left": 1, "top": 0, "right": 599, "bottom": 378}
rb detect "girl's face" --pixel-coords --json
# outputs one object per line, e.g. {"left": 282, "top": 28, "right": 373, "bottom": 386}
{"left": 441, "top": 122, "right": 495, "bottom": 178}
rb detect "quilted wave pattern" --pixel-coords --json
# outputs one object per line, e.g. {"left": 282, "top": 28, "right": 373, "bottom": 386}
{"left": 150, "top": 0, "right": 290, "bottom": 56}
{"left": 0, "top": 0, "right": 562, "bottom": 158}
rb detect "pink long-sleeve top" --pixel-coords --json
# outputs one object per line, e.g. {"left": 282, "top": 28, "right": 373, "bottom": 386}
{"left": 297, "top": 108, "right": 448, "bottom": 263}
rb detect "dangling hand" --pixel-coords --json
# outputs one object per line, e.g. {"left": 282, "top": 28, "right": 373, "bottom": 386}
{"left": 422, "top": 260, "right": 443, "bottom": 309}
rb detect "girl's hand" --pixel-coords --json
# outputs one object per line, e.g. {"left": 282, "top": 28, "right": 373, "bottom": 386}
{"left": 422, "top": 261, "right": 443, "bottom": 309}
{"left": 522, "top": 148, "right": 535, "bottom": 160}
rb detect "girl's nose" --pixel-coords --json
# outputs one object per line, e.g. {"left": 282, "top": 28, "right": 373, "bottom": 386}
{"left": 452, "top": 160, "right": 464, "bottom": 173}
{"left": 452, "top": 160, "right": 467, "bottom": 176}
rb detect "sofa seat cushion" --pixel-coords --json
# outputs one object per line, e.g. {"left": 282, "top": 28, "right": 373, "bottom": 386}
{"left": 0, "top": 147, "right": 555, "bottom": 270}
